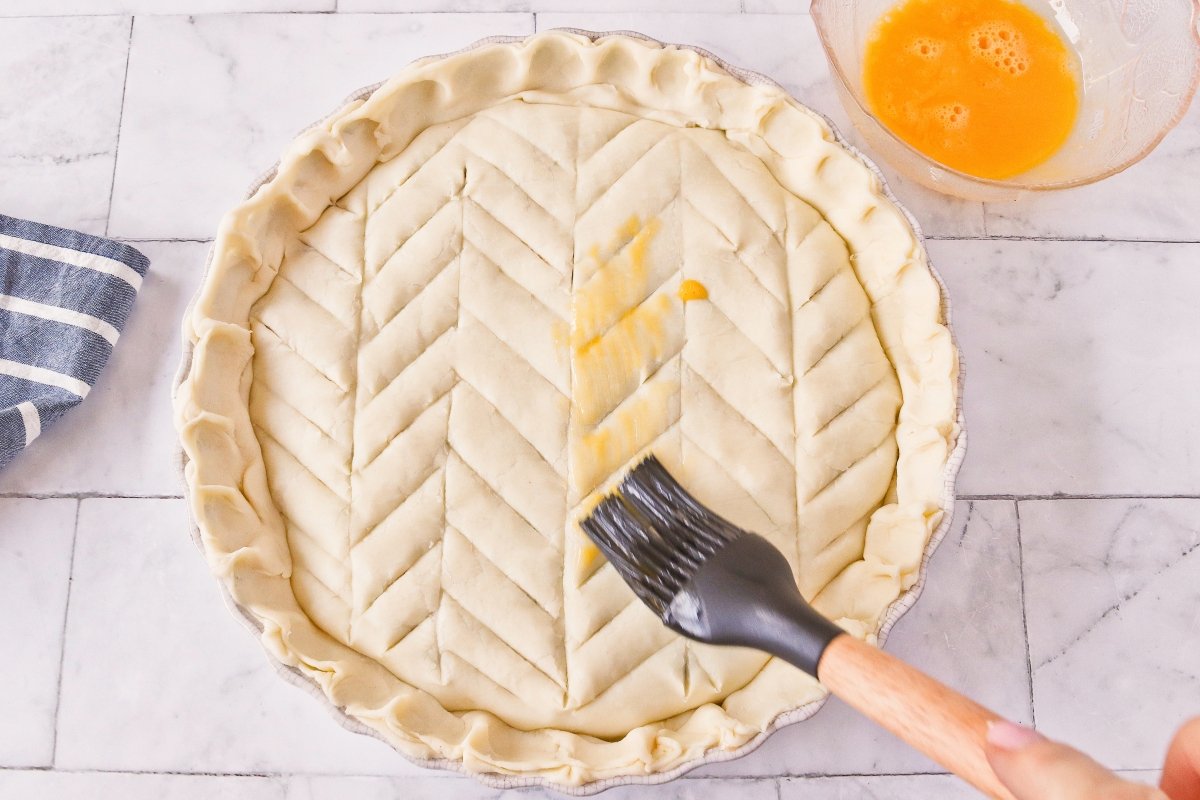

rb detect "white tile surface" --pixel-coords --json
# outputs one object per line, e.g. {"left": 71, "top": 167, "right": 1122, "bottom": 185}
{"left": 535, "top": 0, "right": 740, "bottom": 10}
{"left": 535, "top": 13, "right": 987, "bottom": 238}
{"left": 985, "top": 101, "right": 1200, "bottom": 242}
{"left": 343, "top": 0, "right": 530, "bottom": 9}
{"left": 344, "top": 0, "right": 741, "bottom": 11}
{"left": 0, "top": 770, "right": 286, "bottom": 800}
{"left": 933, "top": 239, "right": 1200, "bottom": 496}
{"left": 743, "top": 0, "right": 807, "bottom": 11}
{"left": 54, "top": 499, "right": 422, "bottom": 776}
{"left": 0, "top": 500, "right": 77, "bottom": 767}
{"left": 698, "top": 501, "right": 1031, "bottom": 777}
{"left": 0, "top": 241, "right": 206, "bottom": 496}
{"left": 0, "top": 16, "right": 129, "bottom": 235}
{"left": 0, "top": 0, "right": 331, "bottom": 12}
{"left": 780, "top": 773, "right": 1179, "bottom": 800}
{"left": 286, "top": 775, "right": 778, "bottom": 799}
{"left": 780, "top": 774, "right": 978, "bottom": 799}
{"left": 1020, "top": 499, "right": 1200, "bottom": 770}
{"left": 108, "top": 12, "right": 534, "bottom": 240}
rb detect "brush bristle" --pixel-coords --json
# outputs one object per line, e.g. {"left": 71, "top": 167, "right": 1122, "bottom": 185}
{"left": 579, "top": 456, "right": 746, "bottom": 618}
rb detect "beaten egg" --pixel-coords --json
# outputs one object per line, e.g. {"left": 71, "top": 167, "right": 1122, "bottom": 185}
{"left": 863, "top": 0, "right": 1081, "bottom": 180}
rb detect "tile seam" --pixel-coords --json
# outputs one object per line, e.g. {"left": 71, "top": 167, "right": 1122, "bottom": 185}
{"left": 103, "top": 16, "right": 135, "bottom": 239}
{"left": 1013, "top": 499, "right": 1037, "bottom": 728}
{"left": 48, "top": 500, "right": 83, "bottom": 767}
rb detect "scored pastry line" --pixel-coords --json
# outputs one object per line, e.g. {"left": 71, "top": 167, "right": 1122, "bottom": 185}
{"left": 578, "top": 116, "right": 647, "bottom": 166}
{"left": 253, "top": 321, "right": 350, "bottom": 393}
{"left": 357, "top": 329, "right": 455, "bottom": 422}
{"left": 463, "top": 198, "right": 572, "bottom": 288}
{"left": 460, "top": 234, "right": 568, "bottom": 323}
{"left": 679, "top": 411, "right": 789, "bottom": 531}
{"left": 253, "top": 381, "right": 341, "bottom": 444}
{"left": 353, "top": 458, "right": 445, "bottom": 552}
{"left": 486, "top": 114, "right": 572, "bottom": 172}
{"left": 293, "top": 561, "right": 351, "bottom": 614}
{"left": 281, "top": 508, "right": 349, "bottom": 569}
{"left": 680, "top": 143, "right": 792, "bottom": 304}
{"left": 358, "top": 255, "right": 459, "bottom": 353}
{"left": 681, "top": 195, "right": 789, "bottom": 317}
{"left": 575, "top": 135, "right": 680, "bottom": 225}
{"left": 801, "top": 314, "right": 874, "bottom": 379}
{"left": 685, "top": 302, "right": 795, "bottom": 465}
{"left": 297, "top": 231, "right": 359, "bottom": 280}
{"left": 441, "top": 583, "right": 567, "bottom": 692}
{"left": 803, "top": 436, "right": 897, "bottom": 507}
{"left": 449, "top": 432, "right": 560, "bottom": 551}
{"left": 353, "top": 390, "right": 452, "bottom": 483}
{"left": 812, "top": 508, "right": 876, "bottom": 562}
{"left": 273, "top": 272, "right": 354, "bottom": 329}
{"left": 254, "top": 423, "right": 350, "bottom": 504}
{"left": 812, "top": 375, "right": 893, "bottom": 438}
{"left": 364, "top": 119, "right": 474, "bottom": 220}
{"left": 457, "top": 266, "right": 571, "bottom": 400}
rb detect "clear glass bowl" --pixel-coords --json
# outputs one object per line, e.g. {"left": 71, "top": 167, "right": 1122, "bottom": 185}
{"left": 812, "top": 0, "right": 1200, "bottom": 200}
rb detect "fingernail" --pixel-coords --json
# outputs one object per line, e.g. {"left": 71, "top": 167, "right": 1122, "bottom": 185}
{"left": 986, "top": 720, "right": 1043, "bottom": 751}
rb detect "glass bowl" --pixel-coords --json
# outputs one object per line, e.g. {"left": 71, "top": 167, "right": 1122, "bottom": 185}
{"left": 812, "top": 0, "right": 1200, "bottom": 200}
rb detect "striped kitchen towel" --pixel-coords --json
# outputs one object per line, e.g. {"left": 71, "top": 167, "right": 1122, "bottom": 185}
{"left": 0, "top": 214, "right": 149, "bottom": 470}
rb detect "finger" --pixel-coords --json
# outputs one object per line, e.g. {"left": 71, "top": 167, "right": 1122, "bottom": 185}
{"left": 985, "top": 720, "right": 1167, "bottom": 800}
{"left": 1162, "top": 717, "right": 1200, "bottom": 800}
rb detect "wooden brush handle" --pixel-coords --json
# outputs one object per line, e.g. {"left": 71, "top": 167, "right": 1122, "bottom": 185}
{"left": 817, "top": 635, "right": 1016, "bottom": 800}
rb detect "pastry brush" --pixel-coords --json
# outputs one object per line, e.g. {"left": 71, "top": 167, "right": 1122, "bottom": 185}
{"left": 580, "top": 455, "right": 1017, "bottom": 800}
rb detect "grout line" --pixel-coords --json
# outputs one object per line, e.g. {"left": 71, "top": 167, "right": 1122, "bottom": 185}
{"left": 0, "top": 492, "right": 185, "bottom": 500}
{"left": 1013, "top": 500, "right": 1038, "bottom": 729}
{"left": 103, "top": 16, "right": 136, "bottom": 239}
{"left": 0, "top": 13, "right": 127, "bottom": 19}
{"left": 0, "top": 10, "right": 525, "bottom": 18}
{"left": 0, "top": 767, "right": 274, "bottom": 779}
{"left": 958, "top": 493, "right": 1200, "bottom": 501}
{"left": 926, "top": 235, "right": 1200, "bottom": 244}
{"left": 48, "top": 500, "right": 83, "bottom": 768}
{"left": 0, "top": 764, "right": 987, "bottom": 780}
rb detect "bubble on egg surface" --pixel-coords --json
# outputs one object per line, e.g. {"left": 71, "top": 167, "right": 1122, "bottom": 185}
{"left": 932, "top": 102, "right": 970, "bottom": 131}
{"left": 968, "top": 21, "right": 1029, "bottom": 74}
{"left": 906, "top": 36, "right": 944, "bottom": 60}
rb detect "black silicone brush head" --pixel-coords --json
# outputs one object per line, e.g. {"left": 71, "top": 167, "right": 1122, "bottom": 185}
{"left": 580, "top": 455, "right": 744, "bottom": 618}
{"left": 579, "top": 454, "right": 845, "bottom": 677}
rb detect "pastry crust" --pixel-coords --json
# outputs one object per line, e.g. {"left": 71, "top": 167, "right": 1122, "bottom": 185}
{"left": 175, "top": 31, "right": 960, "bottom": 786}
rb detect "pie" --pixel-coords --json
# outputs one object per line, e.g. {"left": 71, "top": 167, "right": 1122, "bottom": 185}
{"left": 175, "top": 31, "right": 960, "bottom": 787}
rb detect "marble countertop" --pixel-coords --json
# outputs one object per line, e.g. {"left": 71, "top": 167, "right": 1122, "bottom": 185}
{"left": 1, "top": 3, "right": 1197, "bottom": 799}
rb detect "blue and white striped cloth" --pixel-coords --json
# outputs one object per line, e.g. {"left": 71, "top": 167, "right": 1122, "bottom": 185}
{"left": 0, "top": 214, "right": 149, "bottom": 470}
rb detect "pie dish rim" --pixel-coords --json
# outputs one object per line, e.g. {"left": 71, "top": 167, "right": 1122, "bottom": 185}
{"left": 171, "top": 28, "right": 968, "bottom": 793}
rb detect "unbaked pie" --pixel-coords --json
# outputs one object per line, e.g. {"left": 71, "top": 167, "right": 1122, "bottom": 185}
{"left": 175, "top": 30, "right": 960, "bottom": 787}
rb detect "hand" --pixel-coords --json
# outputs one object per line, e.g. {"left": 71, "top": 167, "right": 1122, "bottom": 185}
{"left": 984, "top": 717, "right": 1200, "bottom": 800}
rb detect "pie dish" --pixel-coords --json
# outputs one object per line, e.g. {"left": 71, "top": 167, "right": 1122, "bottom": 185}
{"left": 174, "top": 30, "right": 963, "bottom": 790}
